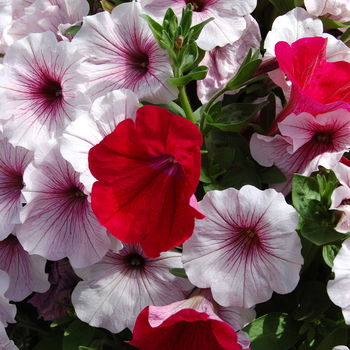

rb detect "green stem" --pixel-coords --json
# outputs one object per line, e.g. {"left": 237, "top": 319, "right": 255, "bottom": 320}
{"left": 200, "top": 87, "right": 228, "bottom": 132}
{"left": 16, "top": 321, "right": 50, "bottom": 334}
{"left": 300, "top": 244, "right": 320, "bottom": 276}
{"left": 178, "top": 86, "right": 195, "bottom": 123}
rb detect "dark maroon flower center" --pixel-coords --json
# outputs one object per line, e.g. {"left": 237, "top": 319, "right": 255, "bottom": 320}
{"left": 314, "top": 132, "right": 332, "bottom": 145}
{"left": 36, "top": 76, "right": 63, "bottom": 103}
{"left": 125, "top": 253, "right": 145, "bottom": 269}
{"left": 341, "top": 199, "right": 350, "bottom": 205}
{"left": 185, "top": 0, "right": 205, "bottom": 11}
{"left": 149, "top": 154, "right": 185, "bottom": 178}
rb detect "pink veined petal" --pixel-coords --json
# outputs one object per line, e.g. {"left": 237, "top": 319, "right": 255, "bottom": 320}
{"left": 0, "top": 233, "right": 50, "bottom": 302}
{"left": 16, "top": 139, "right": 110, "bottom": 268}
{"left": 72, "top": 3, "right": 178, "bottom": 103}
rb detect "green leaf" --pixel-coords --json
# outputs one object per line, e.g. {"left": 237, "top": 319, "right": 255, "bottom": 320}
{"left": 341, "top": 27, "right": 350, "bottom": 43}
{"left": 226, "top": 59, "right": 262, "bottom": 90}
{"left": 257, "top": 93, "right": 277, "bottom": 135}
{"left": 65, "top": 25, "right": 81, "bottom": 35}
{"left": 208, "top": 101, "right": 269, "bottom": 132}
{"left": 33, "top": 335, "right": 63, "bottom": 350}
{"left": 268, "top": 0, "right": 295, "bottom": 14}
{"left": 293, "top": 281, "right": 331, "bottom": 322}
{"left": 169, "top": 268, "right": 188, "bottom": 278}
{"left": 161, "top": 29, "right": 174, "bottom": 48}
{"left": 292, "top": 174, "right": 320, "bottom": 219}
{"left": 79, "top": 347, "right": 95, "bottom": 350}
{"left": 63, "top": 319, "right": 95, "bottom": 350}
{"left": 256, "top": 165, "right": 287, "bottom": 184}
{"left": 322, "top": 244, "right": 340, "bottom": 268}
{"left": 168, "top": 66, "right": 208, "bottom": 86}
{"left": 180, "top": 9, "right": 193, "bottom": 37}
{"left": 301, "top": 221, "right": 344, "bottom": 246}
{"left": 50, "top": 314, "right": 73, "bottom": 328}
{"left": 200, "top": 167, "right": 212, "bottom": 183}
{"left": 227, "top": 133, "right": 253, "bottom": 168}
{"left": 205, "top": 168, "right": 261, "bottom": 192}
{"left": 139, "top": 14, "right": 163, "bottom": 42}
{"left": 315, "top": 327, "right": 347, "bottom": 350}
{"left": 320, "top": 17, "right": 350, "bottom": 29}
{"left": 208, "top": 100, "right": 222, "bottom": 121}
{"left": 181, "top": 42, "right": 198, "bottom": 72}
{"left": 243, "top": 313, "right": 301, "bottom": 350}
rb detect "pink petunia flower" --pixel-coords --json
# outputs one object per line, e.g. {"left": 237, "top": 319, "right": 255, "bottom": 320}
{"left": 72, "top": 244, "right": 192, "bottom": 333}
{"left": 29, "top": 258, "right": 77, "bottom": 321}
{"left": 129, "top": 288, "right": 249, "bottom": 350}
{"left": 88, "top": 105, "right": 204, "bottom": 258}
{"left": 72, "top": 2, "right": 178, "bottom": 103}
{"left": 269, "top": 36, "right": 350, "bottom": 133}
{"left": 139, "top": 0, "right": 257, "bottom": 51}
{"left": 182, "top": 185, "right": 303, "bottom": 308}
{"left": 0, "top": 31, "right": 91, "bottom": 150}
{"left": 327, "top": 237, "right": 350, "bottom": 324}
{"left": 251, "top": 109, "right": 350, "bottom": 194}
{"left": 0, "top": 137, "right": 33, "bottom": 240}
{"left": 16, "top": 139, "right": 110, "bottom": 268}
{"left": 0, "top": 232, "right": 49, "bottom": 302}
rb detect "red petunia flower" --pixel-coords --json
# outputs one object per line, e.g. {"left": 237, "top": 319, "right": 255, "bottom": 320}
{"left": 88, "top": 105, "right": 203, "bottom": 258}
{"left": 270, "top": 36, "right": 350, "bottom": 133}
{"left": 129, "top": 288, "right": 243, "bottom": 350}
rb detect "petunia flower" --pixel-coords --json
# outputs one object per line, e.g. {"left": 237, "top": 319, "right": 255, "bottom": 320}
{"left": 89, "top": 105, "right": 203, "bottom": 258}
{"left": 72, "top": 244, "right": 192, "bottom": 333}
{"left": 129, "top": 288, "right": 251, "bottom": 350}
{"left": 327, "top": 237, "right": 350, "bottom": 324}
{"left": 16, "top": 139, "right": 110, "bottom": 268}
{"left": 250, "top": 109, "right": 350, "bottom": 194}
{"left": 29, "top": 258, "right": 77, "bottom": 321}
{"left": 0, "top": 137, "right": 33, "bottom": 240}
{"left": 139, "top": 0, "right": 257, "bottom": 51}
{"left": 72, "top": 2, "right": 178, "bottom": 103}
{"left": 0, "top": 31, "right": 91, "bottom": 150}
{"left": 0, "top": 232, "right": 49, "bottom": 302}
{"left": 270, "top": 36, "right": 350, "bottom": 133}
{"left": 182, "top": 185, "right": 303, "bottom": 308}
{"left": 61, "top": 89, "right": 139, "bottom": 195}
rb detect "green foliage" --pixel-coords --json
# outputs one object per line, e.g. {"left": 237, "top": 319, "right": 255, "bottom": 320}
{"left": 169, "top": 268, "right": 188, "bottom": 278}
{"left": 243, "top": 313, "right": 301, "bottom": 350}
{"left": 63, "top": 319, "right": 95, "bottom": 350}
{"left": 268, "top": 0, "right": 304, "bottom": 14}
{"left": 65, "top": 25, "right": 81, "bottom": 36}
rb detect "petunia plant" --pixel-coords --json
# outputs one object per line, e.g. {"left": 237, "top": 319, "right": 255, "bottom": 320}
{"left": 2, "top": 0, "right": 350, "bottom": 350}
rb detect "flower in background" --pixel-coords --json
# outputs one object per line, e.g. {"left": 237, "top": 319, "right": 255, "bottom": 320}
{"left": 139, "top": 0, "right": 257, "bottom": 51}
{"left": 197, "top": 14, "right": 261, "bottom": 104}
{"left": 0, "top": 31, "right": 90, "bottom": 151}
{"left": 129, "top": 288, "right": 250, "bottom": 350}
{"left": 72, "top": 244, "right": 192, "bottom": 333}
{"left": 182, "top": 185, "right": 303, "bottom": 308}
{"left": 16, "top": 139, "right": 110, "bottom": 268}
{"left": 29, "top": 258, "right": 77, "bottom": 321}
{"left": 72, "top": 2, "right": 178, "bottom": 103}
{"left": 89, "top": 105, "right": 203, "bottom": 258}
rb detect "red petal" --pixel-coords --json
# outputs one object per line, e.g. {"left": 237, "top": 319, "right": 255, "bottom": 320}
{"left": 129, "top": 307, "right": 240, "bottom": 350}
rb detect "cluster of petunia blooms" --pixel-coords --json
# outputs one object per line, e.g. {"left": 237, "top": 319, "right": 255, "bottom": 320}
{"left": 1, "top": 0, "right": 350, "bottom": 349}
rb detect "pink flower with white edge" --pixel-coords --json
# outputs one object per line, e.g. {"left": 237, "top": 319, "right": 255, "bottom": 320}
{"left": 0, "top": 232, "right": 49, "bottom": 302}
{"left": 16, "top": 139, "right": 110, "bottom": 269}
{"left": 0, "top": 137, "right": 33, "bottom": 240}
{"left": 129, "top": 288, "right": 255, "bottom": 350}
{"left": 140, "top": 0, "right": 257, "bottom": 51}
{"left": 327, "top": 237, "right": 350, "bottom": 324}
{"left": 61, "top": 89, "right": 139, "bottom": 195}
{"left": 72, "top": 2, "right": 178, "bottom": 103}
{"left": 182, "top": 185, "right": 303, "bottom": 309}
{"left": 250, "top": 109, "right": 350, "bottom": 194}
{"left": 72, "top": 244, "right": 193, "bottom": 333}
{"left": 0, "top": 31, "right": 91, "bottom": 151}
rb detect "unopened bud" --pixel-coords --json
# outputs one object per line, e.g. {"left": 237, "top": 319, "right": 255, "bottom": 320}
{"left": 100, "top": 0, "right": 117, "bottom": 13}
{"left": 175, "top": 35, "right": 184, "bottom": 50}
